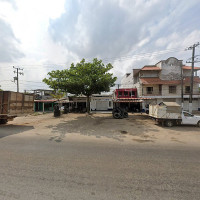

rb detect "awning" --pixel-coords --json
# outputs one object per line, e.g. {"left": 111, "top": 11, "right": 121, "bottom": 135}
{"left": 113, "top": 98, "right": 153, "bottom": 103}
{"left": 34, "top": 99, "right": 57, "bottom": 103}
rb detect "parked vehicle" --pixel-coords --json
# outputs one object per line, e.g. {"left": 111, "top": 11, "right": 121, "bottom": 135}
{"left": 149, "top": 102, "right": 200, "bottom": 127}
{"left": 0, "top": 91, "right": 34, "bottom": 124}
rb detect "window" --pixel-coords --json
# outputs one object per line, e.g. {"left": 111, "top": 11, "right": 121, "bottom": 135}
{"left": 124, "top": 91, "right": 129, "bottom": 96}
{"left": 183, "top": 112, "right": 193, "bottom": 117}
{"left": 131, "top": 91, "right": 135, "bottom": 96}
{"left": 118, "top": 91, "right": 122, "bottom": 97}
{"left": 146, "top": 87, "right": 153, "bottom": 94}
{"left": 109, "top": 101, "right": 112, "bottom": 107}
{"left": 159, "top": 85, "right": 162, "bottom": 95}
{"left": 169, "top": 86, "right": 176, "bottom": 94}
{"left": 185, "top": 86, "right": 190, "bottom": 94}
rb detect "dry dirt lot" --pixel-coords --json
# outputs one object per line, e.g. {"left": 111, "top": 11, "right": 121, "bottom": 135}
{"left": 1, "top": 112, "right": 200, "bottom": 146}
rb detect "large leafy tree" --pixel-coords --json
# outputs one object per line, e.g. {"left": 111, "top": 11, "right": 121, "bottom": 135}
{"left": 43, "top": 58, "right": 117, "bottom": 113}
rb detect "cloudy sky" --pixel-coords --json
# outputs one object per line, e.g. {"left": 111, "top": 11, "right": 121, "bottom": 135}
{"left": 0, "top": 0, "right": 200, "bottom": 92}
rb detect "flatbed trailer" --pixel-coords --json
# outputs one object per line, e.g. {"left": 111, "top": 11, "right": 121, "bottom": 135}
{"left": 0, "top": 91, "right": 34, "bottom": 124}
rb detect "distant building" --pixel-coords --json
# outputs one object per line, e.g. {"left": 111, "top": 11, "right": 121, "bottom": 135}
{"left": 121, "top": 57, "right": 200, "bottom": 111}
{"left": 33, "top": 89, "right": 55, "bottom": 100}
{"left": 90, "top": 94, "right": 113, "bottom": 111}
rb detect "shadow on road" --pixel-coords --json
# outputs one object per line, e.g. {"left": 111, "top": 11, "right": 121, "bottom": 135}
{"left": 0, "top": 124, "right": 34, "bottom": 139}
{"left": 46, "top": 114, "right": 159, "bottom": 142}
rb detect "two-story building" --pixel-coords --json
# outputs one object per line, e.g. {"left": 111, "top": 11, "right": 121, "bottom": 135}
{"left": 121, "top": 57, "right": 200, "bottom": 111}
{"left": 113, "top": 88, "right": 150, "bottom": 112}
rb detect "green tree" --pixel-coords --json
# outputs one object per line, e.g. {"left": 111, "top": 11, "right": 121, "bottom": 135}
{"left": 43, "top": 58, "right": 117, "bottom": 113}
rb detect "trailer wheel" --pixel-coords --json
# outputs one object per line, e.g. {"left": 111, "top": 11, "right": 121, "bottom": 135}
{"left": 197, "top": 121, "right": 200, "bottom": 128}
{"left": 165, "top": 120, "right": 173, "bottom": 127}
{"left": 0, "top": 119, "right": 8, "bottom": 124}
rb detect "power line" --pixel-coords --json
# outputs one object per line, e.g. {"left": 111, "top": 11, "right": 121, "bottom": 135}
{"left": 0, "top": 45, "right": 193, "bottom": 70}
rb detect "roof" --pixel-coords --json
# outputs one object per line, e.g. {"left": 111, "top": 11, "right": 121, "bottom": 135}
{"left": 160, "top": 102, "right": 181, "bottom": 107}
{"left": 182, "top": 66, "right": 200, "bottom": 70}
{"left": 114, "top": 97, "right": 153, "bottom": 103}
{"left": 184, "top": 77, "right": 200, "bottom": 83}
{"left": 34, "top": 99, "right": 57, "bottom": 103}
{"left": 141, "top": 66, "right": 161, "bottom": 71}
{"left": 140, "top": 77, "right": 200, "bottom": 85}
{"left": 33, "top": 89, "right": 53, "bottom": 91}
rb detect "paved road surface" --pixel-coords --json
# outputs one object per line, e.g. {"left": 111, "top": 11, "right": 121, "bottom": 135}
{"left": 0, "top": 133, "right": 200, "bottom": 200}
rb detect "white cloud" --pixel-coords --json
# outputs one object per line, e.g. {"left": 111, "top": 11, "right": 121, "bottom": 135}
{"left": 0, "top": 0, "right": 200, "bottom": 91}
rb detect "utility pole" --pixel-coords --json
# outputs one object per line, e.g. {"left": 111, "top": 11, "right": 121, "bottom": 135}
{"left": 13, "top": 66, "right": 24, "bottom": 92}
{"left": 181, "top": 63, "right": 184, "bottom": 109}
{"left": 115, "top": 84, "right": 120, "bottom": 89}
{"left": 186, "top": 42, "right": 200, "bottom": 113}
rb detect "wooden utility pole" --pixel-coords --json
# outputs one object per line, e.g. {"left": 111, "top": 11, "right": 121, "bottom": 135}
{"left": 181, "top": 63, "right": 184, "bottom": 109}
{"left": 13, "top": 66, "right": 24, "bottom": 92}
{"left": 186, "top": 42, "right": 200, "bottom": 113}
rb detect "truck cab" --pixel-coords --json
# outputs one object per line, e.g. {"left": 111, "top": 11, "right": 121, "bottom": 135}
{"left": 182, "top": 111, "right": 200, "bottom": 126}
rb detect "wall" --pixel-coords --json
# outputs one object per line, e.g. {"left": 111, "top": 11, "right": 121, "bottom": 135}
{"left": 183, "top": 70, "right": 191, "bottom": 77}
{"left": 90, "top": 96, "right": 113, "bottom": 111}
{"left": 140, "top": 71, "right": 159, "bottom": 78}
{"left": 133, "top": 82, "right": 142, "bottom": 97}
{"left": 121, "top": 72, "right": 134, "bottom": 88}
{"left": 159, "top": 57, "right": 182, "bottom": 80}
{"left": 142, "top": 85, "right": 160, "bottom": 96}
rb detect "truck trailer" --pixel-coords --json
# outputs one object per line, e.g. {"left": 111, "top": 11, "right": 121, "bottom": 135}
{"left": 149, "top": 102, "right": 200, "bottom": 127}
{"left": 0, "top": 91, "right": 34, "bottom": 124}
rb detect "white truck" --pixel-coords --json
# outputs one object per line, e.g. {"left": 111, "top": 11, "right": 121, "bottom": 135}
{"left": 149, "top": 102, "right": 200, "bottom": 127}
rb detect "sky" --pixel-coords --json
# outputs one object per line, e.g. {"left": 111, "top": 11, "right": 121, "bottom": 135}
{"left": 0, "top": 0, "right": 200, "bottom": 92}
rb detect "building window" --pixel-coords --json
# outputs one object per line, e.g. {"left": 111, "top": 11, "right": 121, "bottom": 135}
{"left": 169, "top": 86, "right": 176, "bottom": 94}
{"left": 185, "top": 86, "right": 190, "bottom": 94}
{"left": 109, "top": 101, "right": 112, "bottom": 107}
{"left": 159, "top": 85, "right": 162, "bottom": 95}
{"left": 118, "top": 91, "right": 122, "bottom": 97}
{"left": 146, "top": 87, "right": 153, "bottom": 94}
{"left": 124, "top": 91, "right": 129, "bottom": 96}
{"left": 131, "top": 91, "right": 135, "bottom": 96}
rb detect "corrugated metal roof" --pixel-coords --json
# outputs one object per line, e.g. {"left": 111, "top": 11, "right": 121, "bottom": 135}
{"left": 34, "top": 99, "right": 57, "bottom": 103}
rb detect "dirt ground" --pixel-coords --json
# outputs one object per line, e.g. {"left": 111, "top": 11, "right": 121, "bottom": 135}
{"left": 1, "top": 112, "right": 200, "bottom": 146}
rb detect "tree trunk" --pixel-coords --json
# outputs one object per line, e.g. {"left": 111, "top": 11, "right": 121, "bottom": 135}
{"left": 86, "top": 95, "right": 90, "bottom": 114}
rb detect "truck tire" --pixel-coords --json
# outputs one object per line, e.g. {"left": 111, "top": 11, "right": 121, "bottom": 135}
{"left": 197, "top": 121, "right": 200, "bottom": 128}
{"left": 0, "top": 119, "right": 8, "bottom": 124}
{"left": 165, "top": 120, "right": 173, "bottom": 127}
{"left": 113, "top": 112, "right": 121, "bottom": 119}
{"left": 123, "top": 112, "right": 128, "bottom": 118}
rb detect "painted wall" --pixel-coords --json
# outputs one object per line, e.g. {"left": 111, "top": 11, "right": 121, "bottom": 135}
{"left": 90, "top": 96, "right": 113, "bottom": 111}
{"left": 159, "top": 57, "right": 182, "bottom": 80}
{"left": 121, "top": 72, "right": 134, "bottom": 88}
{"left": 140, "top": 71, "right": 159, "bottom": 78}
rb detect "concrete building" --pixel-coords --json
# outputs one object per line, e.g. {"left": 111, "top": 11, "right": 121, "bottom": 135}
{"left": 33, "top": 89, "right": 55, "bottom": 100}
{"left": 90, "top": 94, "right": 113, "bottom": 111}
{"left": 121, "top": 57, "right": 200, "bottom": 111}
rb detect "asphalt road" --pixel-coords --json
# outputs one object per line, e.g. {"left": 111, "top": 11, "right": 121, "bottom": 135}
{"left": 0, "top": 133, "right": 200, "bottom": 200}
